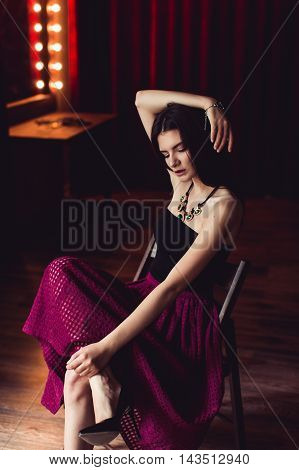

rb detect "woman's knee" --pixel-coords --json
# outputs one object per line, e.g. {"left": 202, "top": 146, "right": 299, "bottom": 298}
{"left": 46, "top": 256, "right": 76, "bottom": 278}
{"left": 46, "top": 256, "right": 78, "bottom": 296}
{"left": 64, "top": 369, "right": 91, "bottom": 403}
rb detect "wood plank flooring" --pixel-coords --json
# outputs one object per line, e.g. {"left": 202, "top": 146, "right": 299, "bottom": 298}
{"left": 0, "top": 194, "right": 298, "bottom": 450}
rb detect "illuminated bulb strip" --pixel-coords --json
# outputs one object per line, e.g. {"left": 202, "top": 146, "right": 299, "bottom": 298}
{"left": 31, "top": 2, "right": 64, "bottom": 93}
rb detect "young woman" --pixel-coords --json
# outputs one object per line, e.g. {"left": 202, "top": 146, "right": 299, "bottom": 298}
{"left": 22, "top": 90, "right": 244, "bottom": 450}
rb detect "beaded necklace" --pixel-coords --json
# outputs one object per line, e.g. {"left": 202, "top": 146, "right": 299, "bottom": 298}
{"left": 177, "top": 182, "right": 220, "bottom": 221}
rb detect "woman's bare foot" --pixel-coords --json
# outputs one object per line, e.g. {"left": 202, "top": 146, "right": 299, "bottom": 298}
{"left": 89, "top": 365, "right": 121, "bottom": 423}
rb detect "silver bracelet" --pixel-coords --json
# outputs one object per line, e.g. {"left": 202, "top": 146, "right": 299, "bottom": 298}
{"left": 204, "top": 101, "right": 225, "bottom": 130}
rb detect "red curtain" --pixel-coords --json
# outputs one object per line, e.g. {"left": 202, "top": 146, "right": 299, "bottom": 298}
{"left": 70, "top": 0, "right": 299, "bottom": 196}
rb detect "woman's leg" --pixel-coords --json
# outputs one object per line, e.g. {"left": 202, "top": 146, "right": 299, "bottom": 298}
{"left": 89, "top": 365, "right": 121, "bottom": 423}
{"left": 63, "top": 369, "right": 95, "bottom": 450}
{"left": 63, "top": 366, "right": 121, "bottom": 449}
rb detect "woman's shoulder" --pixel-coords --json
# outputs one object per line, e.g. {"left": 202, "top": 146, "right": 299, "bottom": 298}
{"left": 210, "top": 186, "right": 244, "bottom": 244}
{"left": 211, "top": 186, "right": 243, "bottom": 212}
{"left": 213, "top": 185, "right": 237, "bottom": 199}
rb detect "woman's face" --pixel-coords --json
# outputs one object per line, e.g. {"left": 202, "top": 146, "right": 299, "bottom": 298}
{"left": 157, "top": 129, "right": 197, "bottom": 180}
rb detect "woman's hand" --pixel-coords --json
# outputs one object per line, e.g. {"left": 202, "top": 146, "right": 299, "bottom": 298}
{"left": 66, "top": 339, "right": 115, "bottom": 378}
{"left": 206, "top": 106, "right": 233, "bottom": 153}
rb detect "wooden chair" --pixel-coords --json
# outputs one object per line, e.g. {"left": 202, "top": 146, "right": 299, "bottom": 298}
{"left": 133, "top": 233, "right": 250, "bottom": 450}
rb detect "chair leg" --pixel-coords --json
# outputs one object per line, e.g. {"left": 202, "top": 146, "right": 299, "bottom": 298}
{"left": 225, "top": 319, "right": 246, "bottom": 449}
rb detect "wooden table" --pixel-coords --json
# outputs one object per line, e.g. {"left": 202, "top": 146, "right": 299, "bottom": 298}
{"left": 9, "top": 112, "right": 117, "bottom": 197}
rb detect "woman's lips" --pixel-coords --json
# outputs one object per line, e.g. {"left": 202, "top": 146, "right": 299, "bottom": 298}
{"left": 175, "top": 170, "right": 186, "bottom": 175}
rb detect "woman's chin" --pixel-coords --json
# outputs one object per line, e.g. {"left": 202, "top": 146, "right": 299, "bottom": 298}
{"left": 180, "top": 173, "right": 191, "bottom": 181}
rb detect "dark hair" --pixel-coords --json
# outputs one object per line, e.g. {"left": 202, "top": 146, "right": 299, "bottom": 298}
{"left": 151, "top": 102, "right": 245, "bottom": 212}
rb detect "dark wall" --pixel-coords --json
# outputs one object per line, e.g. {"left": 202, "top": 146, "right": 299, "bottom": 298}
{"left": 0, "top": 61, "right": 15, "bottom": 256}
{"left": 0, "top": 0, "right": 32, "bottom": 103}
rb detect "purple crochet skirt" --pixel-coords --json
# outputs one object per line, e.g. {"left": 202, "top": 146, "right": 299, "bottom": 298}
{"left": 22, "top": 256, "right": 224, "bottom": 450}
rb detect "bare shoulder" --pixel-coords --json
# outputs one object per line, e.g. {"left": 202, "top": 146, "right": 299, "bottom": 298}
{"left": 196, "top": 186, "right": 243, "bottom": 247}
{"left": 209, "top": 187, "right": 244, "bottom": 241}
{"left": 208, "top": 186, "right": 243, "bottom": 219}
{"left": 212, "top": 186, "right": 237, "bottom": 199}
{"left": 213, "top": 186, "right": 243, "bottom": 210}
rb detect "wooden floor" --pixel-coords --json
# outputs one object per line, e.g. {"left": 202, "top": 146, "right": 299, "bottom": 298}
{"left": 0, "top": 193, "right": 298, "bottom": 450}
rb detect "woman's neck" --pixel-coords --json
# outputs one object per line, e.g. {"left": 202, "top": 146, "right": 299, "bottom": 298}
{"left": 190, "top": 177, "right": 215, "bottom": 200}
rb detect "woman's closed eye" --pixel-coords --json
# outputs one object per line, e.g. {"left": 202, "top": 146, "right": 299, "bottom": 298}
{"left": 162, "top": 148, "right": 186, "bottom": 158}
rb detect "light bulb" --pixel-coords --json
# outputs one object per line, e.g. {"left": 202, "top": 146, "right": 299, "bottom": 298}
{"left": 34, "top": 42, "right": 43, "bottom": 51}
{"left": 54, "top": 80, "right": 63, "bottom": 90}
{"left": 33, "top": 3, "right": 41, "bottom": 13}
{"left": 35, "top": 61, "right": 44, "bottom": 71}
{"left": 36, "top": 80, "right": 45, "bottom": 89}
{"left": 49, "top": 62, "right": 62, "bottom": 71}
{"left": 49, "top": 80, "right": 63, "bottom": 90}
{"left": 49, "top": 42, "right": 62, "bottom": 52}
{"left": 34, "top": 23, "right": 42, "bottom": 32}
{"left": 48, "top": 3, "right": 61, "bottom": 13}
{"left": 48, "top": 23, "right": 62, "bottom": 33}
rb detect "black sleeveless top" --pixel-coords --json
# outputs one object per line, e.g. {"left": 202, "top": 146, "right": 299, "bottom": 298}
{"left": 149, "top": 184, "right": 230, "bottom": 296}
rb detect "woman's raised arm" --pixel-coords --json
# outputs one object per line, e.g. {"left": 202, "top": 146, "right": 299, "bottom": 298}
{"left": 135, "top": 89, "right": 233, "bottom": 153}
{"left": 135, "top": 90, "right": 213, "bottom": 141}
{"left": 135, "top": 89, "right": 214, "bottom": 114}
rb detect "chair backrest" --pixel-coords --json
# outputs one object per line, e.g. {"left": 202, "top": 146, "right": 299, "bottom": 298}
{"left": 214, "top": 259, "right": 250, "bottom": 323}
{"left": 133, "top": 234, "right": 157, "bottom": 282}
{"left": 133, "top": 234, "right": 250, "bottom": 325}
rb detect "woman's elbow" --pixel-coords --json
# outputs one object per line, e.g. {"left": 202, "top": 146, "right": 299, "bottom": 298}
{"left": 160, "top": 278, "right": 181, "bottom": 298}
{"left": 135, "top": 90, "right": 144, "bottom": 107}
{"left": 162, "top": 271, "right": 197, "bottom": 296}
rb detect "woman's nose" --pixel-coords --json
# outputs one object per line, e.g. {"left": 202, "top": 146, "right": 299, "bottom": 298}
{"left": 169, "top": 154, "right": 179, "bottom": 167}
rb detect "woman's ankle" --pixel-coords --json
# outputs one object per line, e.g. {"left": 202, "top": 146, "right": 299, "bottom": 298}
{"left": 89, "top": 371, "right": 121, "bottom": 421}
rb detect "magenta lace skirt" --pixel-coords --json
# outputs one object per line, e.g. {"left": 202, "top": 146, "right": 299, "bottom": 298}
{"left": 22, "top": 256, "right": 224, "bottom": 450}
